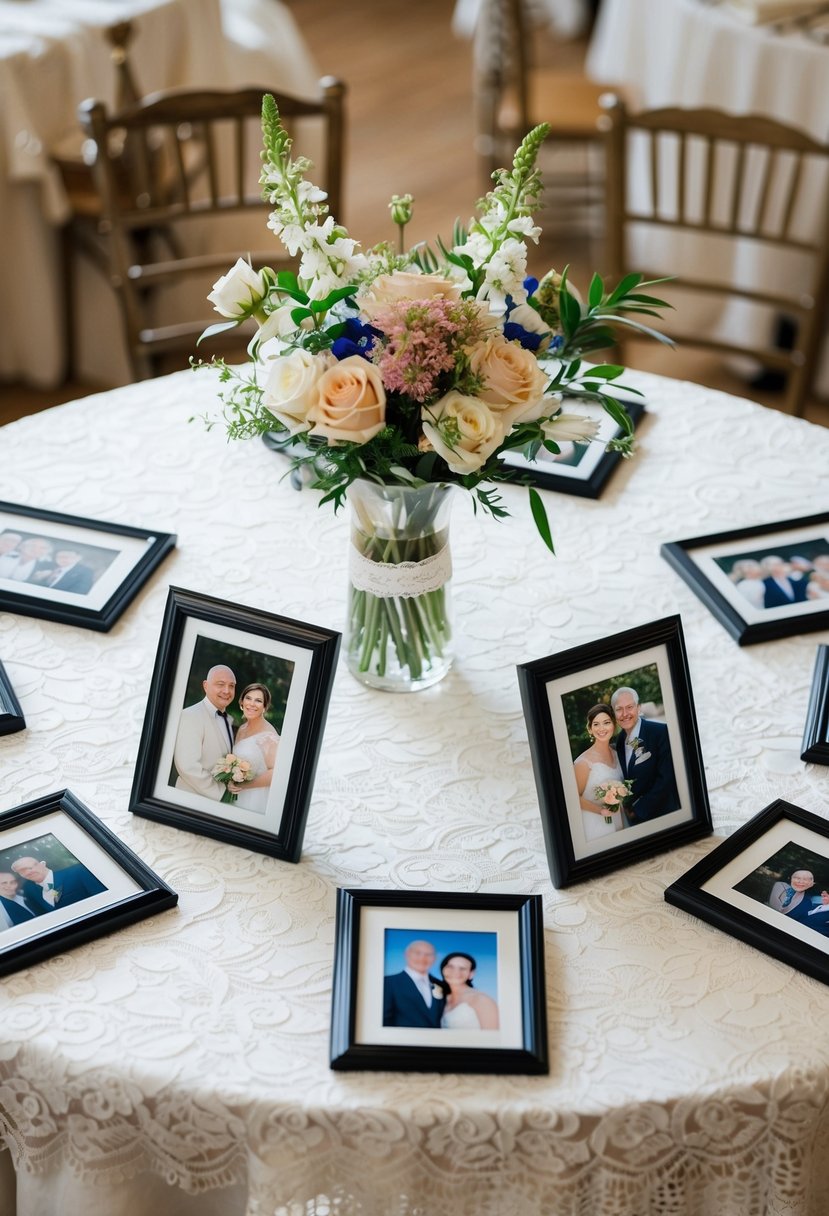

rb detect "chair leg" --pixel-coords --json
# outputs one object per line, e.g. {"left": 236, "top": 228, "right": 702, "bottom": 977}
{"left": 59, "top": 224, "right": 76, "bottom": 383}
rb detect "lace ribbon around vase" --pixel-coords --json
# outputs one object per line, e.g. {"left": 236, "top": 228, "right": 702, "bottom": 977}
{"left": 344, "top": 479, "right": 456, "bottom": 691}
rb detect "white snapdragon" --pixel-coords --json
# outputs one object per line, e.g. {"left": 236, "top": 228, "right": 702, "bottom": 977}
{"left": 480, "top": 238, "right": 529, "bottom": 314}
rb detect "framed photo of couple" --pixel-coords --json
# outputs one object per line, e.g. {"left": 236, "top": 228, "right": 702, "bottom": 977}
{"left": 0, "top": 500, "right": 176, "bottom": 632}
{"left": 666, "top": 800, "right": 829, "bottom": 987}
{"left": 498, "top": 398, "right": 645, "bottom": 498}
{"left": 0, "top": 660, "right": 25, "bottom": 736}
{"left": 129, "top": 587, "right": 341, "bottom": 861}
{"left": 661, "top": 511, "right": 829, "bottom": 645}
{"left": 329, "top": 888, "right": 548, "bottom": 1074}
{"left": 0, "top": 789, "right": 177, "bottom": 976}
{"left": 517, "top": 615, "right": 712, "bottom": 888}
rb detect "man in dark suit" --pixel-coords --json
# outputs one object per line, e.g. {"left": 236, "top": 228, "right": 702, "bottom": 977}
{"left": 11, "top": 855, "right": 106, "bottom": 909}
{"left": 612, "top": 686, "right": 680, "bottom": 824}
{"left": 0, "top": 871, "right": 50, "bottom": 928}
{"left": 760, "top": 555, "right": 809, "bottom": 609}
{"left": 38, "top": 549, "right": 96, "bottom": 594}
{"left": 383, "top": 939, "right": 445, "bottom": 1028}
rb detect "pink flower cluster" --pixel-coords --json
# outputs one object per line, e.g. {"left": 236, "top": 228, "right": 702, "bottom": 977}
{"left": 371, "top": 298, "right": 485, "bottom": 403}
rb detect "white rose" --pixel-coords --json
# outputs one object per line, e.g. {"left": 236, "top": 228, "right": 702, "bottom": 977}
{"left": 541, "top": 412, "right": 601, "bottom": 444}
{"left": 207, "top": 257, "right": 268, "bottom": 319}
{"left": 263, "top": 349, "right": 334, "bottom": 435}
{"left": 421, "top": 391, "right": 505, "bottom": 475}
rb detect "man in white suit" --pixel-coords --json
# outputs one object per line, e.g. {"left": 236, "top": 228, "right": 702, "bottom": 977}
{"left": 173, "top": 664, "right": 237, "bottom": 800}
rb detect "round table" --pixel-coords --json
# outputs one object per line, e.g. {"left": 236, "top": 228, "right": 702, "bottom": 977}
{"left": 0, "top": 367, "right": 828, "bottom": 1216}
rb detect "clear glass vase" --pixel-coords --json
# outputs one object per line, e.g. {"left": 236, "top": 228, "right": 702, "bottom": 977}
{"left": 344, "top": 480, "right": 455, "bottom": 692}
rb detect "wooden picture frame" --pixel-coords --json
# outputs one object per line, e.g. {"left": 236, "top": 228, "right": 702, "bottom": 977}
{"left": 329, "top": 888, "right": 548, "bottom": 1074}
{"left": 129, "top": 587, "right": 341, "bottom": 862}
{"left": 0, "top": 660, "right": 25, "bottom": 736}
{"left": 0, "top": 789, "right": 177, "bottom": 976}
{"left": 498, "top": 398, "right": 645, "bottom": 498}
{"left": 0, "top": 501, "right": 176, "bottom": 632}
{"left": 517, "top": 614, "right": 712, "bottom": 887}
{"left": 665, "top": 799, "right": 829, "bottom": 987}
{"left": 661, "top": 511, "right": 829, "bottom": 645}
{"left": 802, "top": 645, "right": 829, "bottom": 765}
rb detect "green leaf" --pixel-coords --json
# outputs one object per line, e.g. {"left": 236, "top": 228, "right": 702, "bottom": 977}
{"left": 276, "top": 270, "right": 300, "bottom": 292}
{"left": 605, "top": 273, "right": 643, "bottom": 306}
{"left": 587, "top": 272, "right": 604, "bottom": 310}
{"left": 290, "top": 306, "right": 313, "bottom": 325}
{"left": 529, "top": 487, "right": 555, "bottom": 554}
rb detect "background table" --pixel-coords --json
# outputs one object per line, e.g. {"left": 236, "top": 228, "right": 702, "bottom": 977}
{"left": 0, "top": 0, "right": 319, "bottom": 390}
{"left": 586, "top": 0, "right": 829, "bottom": 395}
{"left": 0, "top": 366, "right": 828, "bottom": 1215}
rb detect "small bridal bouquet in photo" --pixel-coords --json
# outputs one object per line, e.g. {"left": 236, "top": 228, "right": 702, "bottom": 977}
{"left": 212, "top": 753, "right": 254, "bottom": 805}
{"left": 593, "top": 778, "right": 634, "bottom": 825}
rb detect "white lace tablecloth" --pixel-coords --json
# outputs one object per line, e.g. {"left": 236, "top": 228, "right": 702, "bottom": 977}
{"left": 0, "top": 367, "right": 828, "bottom": 1216}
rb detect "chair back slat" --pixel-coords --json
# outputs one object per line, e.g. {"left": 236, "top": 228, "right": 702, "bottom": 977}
{"left": 601, "top": 94, "right": 829, "bottom": 416}
{"left": 78, "top": 80, "right": 346, "bottom": 380}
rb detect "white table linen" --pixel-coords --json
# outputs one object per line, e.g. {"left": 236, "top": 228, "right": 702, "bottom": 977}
{"left": 0, "top": 366, "right": 828, "bottom": 1215}
{"left": 586, "top": 0, "right": 829, "bottom": 396}
{"left": 0, "top": 0, "right": 319, "bottom": 388}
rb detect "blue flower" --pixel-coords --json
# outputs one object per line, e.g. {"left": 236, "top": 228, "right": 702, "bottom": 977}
{"left": 503, "top": 320, "right": 545, "bottom": 351}
{"left": 332, "top": 317, "right": 378, "bottom": 360}
{"left": 524, "top": 275, "right": 539, "bottom": 298}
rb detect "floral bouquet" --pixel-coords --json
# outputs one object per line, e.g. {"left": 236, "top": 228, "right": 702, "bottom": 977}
{"left": 212, "top": 753, "right": 254, "bottom": 804}
{"left": 198, "top": 97, "right": 669, "bottom": 689}
{"left": 593, "top": 778, "right": 634, "bottom": 825}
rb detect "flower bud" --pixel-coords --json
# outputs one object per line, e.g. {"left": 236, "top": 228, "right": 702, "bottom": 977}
{"left": 389, "top": 193, "right": 414, "bottom": 227}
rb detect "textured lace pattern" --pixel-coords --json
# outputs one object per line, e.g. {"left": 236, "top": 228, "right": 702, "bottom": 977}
{"left": 1, "top": 368, "right": 829, "bottom": 1215}
{"left": 348, "top": 542, "right": 452, "bottom": 597}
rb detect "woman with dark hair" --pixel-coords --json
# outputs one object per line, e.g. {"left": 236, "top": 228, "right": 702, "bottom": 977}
{"left": 438, "top": 952, "right": 499, "bottom": 1030}
{"left": 574, "top": 703, "right": 625, "bottom": 841}
{"left": 228, "top": 683, "right": 280, "bottom": 812}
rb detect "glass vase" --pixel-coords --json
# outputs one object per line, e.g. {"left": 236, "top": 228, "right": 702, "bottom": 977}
{"left": 344, "top": 480, "right": 455, "bottom": 692}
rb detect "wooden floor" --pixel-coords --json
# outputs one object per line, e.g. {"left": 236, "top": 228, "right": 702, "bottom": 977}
{"left": 1, "top": 0, "right": 826, "bottom": 426}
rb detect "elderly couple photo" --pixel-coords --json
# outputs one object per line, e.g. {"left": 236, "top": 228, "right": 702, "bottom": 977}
{"left": 566, "top": 668, "right": 680, "bottom": 842}
{"left": 382, "top": 933, "right": 499, "bottom": 1030}
{"left": 0, "top": 838, "right": 106, "bottom": 933}
{"left": 720, "top": 540, "right": 829, "bottom": 610}
{"left": 171, "top": 646, "right": 293, "bottom": 811}
{"left": 0, "top": 527, "right": 115, "bottom": 595}
{"left": 734, "top": 842, "right": 829, "bottom": 942}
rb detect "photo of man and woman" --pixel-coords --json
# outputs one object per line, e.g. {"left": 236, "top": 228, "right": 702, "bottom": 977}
{"left": 562, "top": 662, "right": 680, "bottom": 844}
{"left": 168, "top": 635, "right": 294, "bottom": 815}
{"left": 0, "top": 527, "right": 119, "bottom": 596}
{"left": 716, "top": 538, "right": 829, "bottom": 611}
{"left": 733, "top": 840, "right": 829, "bottom": 942}
{"left": 0, "top": 831, "right": 107, "bottom": 933}
{"left": 382, "top": 928, "right": 499, "bottom": 1031}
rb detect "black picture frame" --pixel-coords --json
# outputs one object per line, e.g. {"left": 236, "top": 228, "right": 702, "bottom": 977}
{"left": 0, "top": 789, "right": 177, "bottom": 977}
{"left": 129, "top": 587, "right": 341, "bottom": 861}
{"left": 0, "top": 660, "right": 25, "bottom": 736}
{"left": 498, "top": 397, "right": 645, "bottom": 498}
{"left": 517, "top": 614, "right": 711, "bottom": 888}
{"left": 802, "top": 645, "right": 829, "bottom": 765}
{"left": 0, "top": 501, "right": 176, "bottom": 632}
{"left": 665, "top": 799, "right": 829, "bottom": 987}
{"left": 660, "top": 511, "right": 829, "bottom": 645}
{"left": 329, "top": 888, "right": 548, "bottom": 1074}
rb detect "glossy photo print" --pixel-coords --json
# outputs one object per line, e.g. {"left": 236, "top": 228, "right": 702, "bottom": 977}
{"left": 130, "top": 588, "right": 340, "bottom": 861}
{"left": 518, "top": 616, "right": 711, "bottom": 887}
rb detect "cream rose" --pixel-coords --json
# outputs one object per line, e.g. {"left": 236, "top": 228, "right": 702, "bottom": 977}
{"left": 307, "top": 355, "right": 386, "bottom": 445}
{"left": 421, "top": 391, "right": 504, "bottom": 475}
{"left": 207, "top": 257, "right": 268, "bottom": 319}
{"left": 469, "top": 336, "right": 550, "bottom": 427}
{"left": 358, "top": 270, "right": 462, "bottom": 319}
{"left": 262, "top": 349, "right": 333, "bottom": 435}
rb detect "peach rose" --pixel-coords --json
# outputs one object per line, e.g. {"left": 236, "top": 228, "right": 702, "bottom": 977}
{"left": 469, "top": 336, "right": 550, "bottom": 427}
{"left": 421, "top": 390, "right": 504, "bottom": 475}
{"left": 307, "top": 355, "right": 386, "bottom": 445}
{"left": 357, "top": 270, "right": 462, "bottom": 319}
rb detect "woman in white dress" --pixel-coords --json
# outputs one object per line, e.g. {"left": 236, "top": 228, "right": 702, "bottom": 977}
{"left": 574, "top": 704, "right": 625, "bottom": 842}
{"left": 438, "top": 952, "right": 499, "bottom": 1030}
{"left": 227, "top": 683, "right": 280, "bottom": 813}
